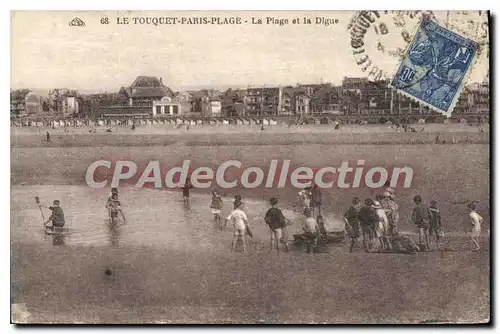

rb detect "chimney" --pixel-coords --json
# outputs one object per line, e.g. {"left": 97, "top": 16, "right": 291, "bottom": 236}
{"left": 160, "top": 77, "right": 163, "bottom": 85}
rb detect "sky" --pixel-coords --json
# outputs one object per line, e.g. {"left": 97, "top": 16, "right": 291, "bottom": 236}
{"left": 11, "top": 10, "right": 489, "bottom": 93}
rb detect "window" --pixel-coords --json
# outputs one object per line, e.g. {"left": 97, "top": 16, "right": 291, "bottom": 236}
{"left": 172, "top": 105, "right": 178, "bottom": 115}
{"left": 156, "top": 106, "right": 162, "bottom": 115}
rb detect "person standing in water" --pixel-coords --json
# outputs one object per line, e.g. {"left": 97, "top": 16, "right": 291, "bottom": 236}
{"left": 108, "top": 193, "right": 126, "bottom": 225}
{"left": 44, "top": 200, "right": 65, "bottom": 230}
{"left": 210, "top": 189, "right": 223, "bottom": 228}
{"left": 226, "top": 200, "right": 249, "bottom": 253}
{"left": 181, "top": 179, "right": 194, "bottom": 207}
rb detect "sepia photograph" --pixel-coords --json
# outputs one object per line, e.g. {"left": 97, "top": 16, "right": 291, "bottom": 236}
{"left": 10, "top": 10, "right": 490, "bottom": 324}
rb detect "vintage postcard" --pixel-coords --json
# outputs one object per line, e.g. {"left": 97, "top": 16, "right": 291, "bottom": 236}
{"left": 10, "top": 10, "right": 490, "bottom": 324}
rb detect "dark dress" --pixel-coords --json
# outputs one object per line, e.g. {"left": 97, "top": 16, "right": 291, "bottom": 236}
{"left": 182, "top": 184, "right": 193, "bottom": 197}
{"left": 412, "top": 203, "right": 431, "bottom": 229}
{"left": 265, "top": 207, "right": 286, "bottom": 231}
{"left": 428, "top": 207, "right": 442, "bottom": 234}
{"left": 357, "top": 206, "right": 377, "bottom": 234}
{"left": 344, "top": 206, "right": 360, "bottom": 238}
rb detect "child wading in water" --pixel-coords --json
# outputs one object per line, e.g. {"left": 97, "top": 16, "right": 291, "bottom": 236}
{"left": 106, "top": 187, "right": 119, "bottom": 218}
{"left": 181, "top": 180, "right": 194, "bottom": 207}
{"left": 210, "top": 189, "right": 223, "bottom": 228}
{"left": 107, "top": 193, "right": 126, "bottom": 225}
{"left": 226, "top": 200, "right": 249, "bottom": 253}
{"left": 44, "top": 200, "right": 66, "bottom": 230}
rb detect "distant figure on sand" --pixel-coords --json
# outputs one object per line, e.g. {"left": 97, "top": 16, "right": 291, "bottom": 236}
{"left": 428, "top": 200, "right": 443, "bottom": 249}
{"left": 344, "top": 197, "right": 361, "bottom": 253}
{"left": 45, "top": 200, "right": 65, "bottom": 229}
{"left": 181, "top": 180, "right": 194, "bottom": 207}
{"left": 411, "top": 195, "right": 431, "bottom": 252}
{"left": 226, "top": 200, "right": 249, "bottom": 253}
{"left": 264, "top": 197, "right": 290, "bottom": 253}
{"left": 210, "top": 189, "right": 223, "bottom": 228}
{"left": 468, "top": 203, "right": 483, "bottom": 251}
{"left": 46, "top": 131, "right": 51, "bottom": 142}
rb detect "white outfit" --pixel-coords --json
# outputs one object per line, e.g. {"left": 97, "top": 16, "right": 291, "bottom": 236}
{"left": 303, "top": 217, "right": 318, "bottom": 234}
{"left": 469, "top": 211, "right": 483, "bottom": 237}
{"left": 374, "top": 208, "right": 389, "bottom": 238}
{"left": 226, "top": 208, "right": 248, "bottom": 231}
{"left": 298, "top": 190, "right": 311, "bottom": 208}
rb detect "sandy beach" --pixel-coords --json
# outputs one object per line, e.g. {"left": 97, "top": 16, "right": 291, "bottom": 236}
{"left": 10, "top": 126, "right": 491, "bottom": 323}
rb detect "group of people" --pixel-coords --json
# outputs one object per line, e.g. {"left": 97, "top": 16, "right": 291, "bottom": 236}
{"left": 37, "top": 181, "right": 485, "bottom": 254}
{"left": 39, "top": 187, "right": 126, "bottom": 234}
{"left": 200, "top": 179, "right": 486, "bottom": 254}
{"left": 343, "top": 188, "right": 484, "bottom": 253}
{"left": 207, "top": 182, "right": 329, "bottom": 254}
{"left": 208, "top": 187, "right": 253, "bottom": 252}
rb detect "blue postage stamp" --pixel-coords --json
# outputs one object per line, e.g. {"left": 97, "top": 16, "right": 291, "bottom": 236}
{"left": 390, "top": 18, "right": 479, "bottom": 116}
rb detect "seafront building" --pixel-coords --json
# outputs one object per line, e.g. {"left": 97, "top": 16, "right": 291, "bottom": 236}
{"left": 11, "top": 75, "right": 490, "bottom": 123}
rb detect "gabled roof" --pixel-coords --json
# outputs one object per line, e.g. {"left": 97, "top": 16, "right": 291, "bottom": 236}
{"left": 120, "top": 86, "right": 174, "bottom": 98}
{"left": 118, "top": 76, "right": 175, "bottom": 99}
{"left": 174, "top": 91, "right": 193, "bottom": 101}
{"left": 190, "top": 89, "right": 222, "bottom": 99}
{"left": 292, "top": 87, "right": 312, "bottom": 97}
{"left": 131, "top": 76, "right": 163, "bottom": 88}
{"left": 312, "top": 86, "right": 341, "bottom": 100}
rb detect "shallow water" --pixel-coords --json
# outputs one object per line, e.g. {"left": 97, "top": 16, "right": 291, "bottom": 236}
{"left": 10, "top": 185, "right": 346, "bottom": 250}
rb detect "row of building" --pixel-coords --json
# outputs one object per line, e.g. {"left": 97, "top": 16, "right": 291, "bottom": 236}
{"left": 11, "top": 75, "right": 490, "bottom": 121}
{"left": 10, "top": 89, "right": 79, "bottom": 117}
